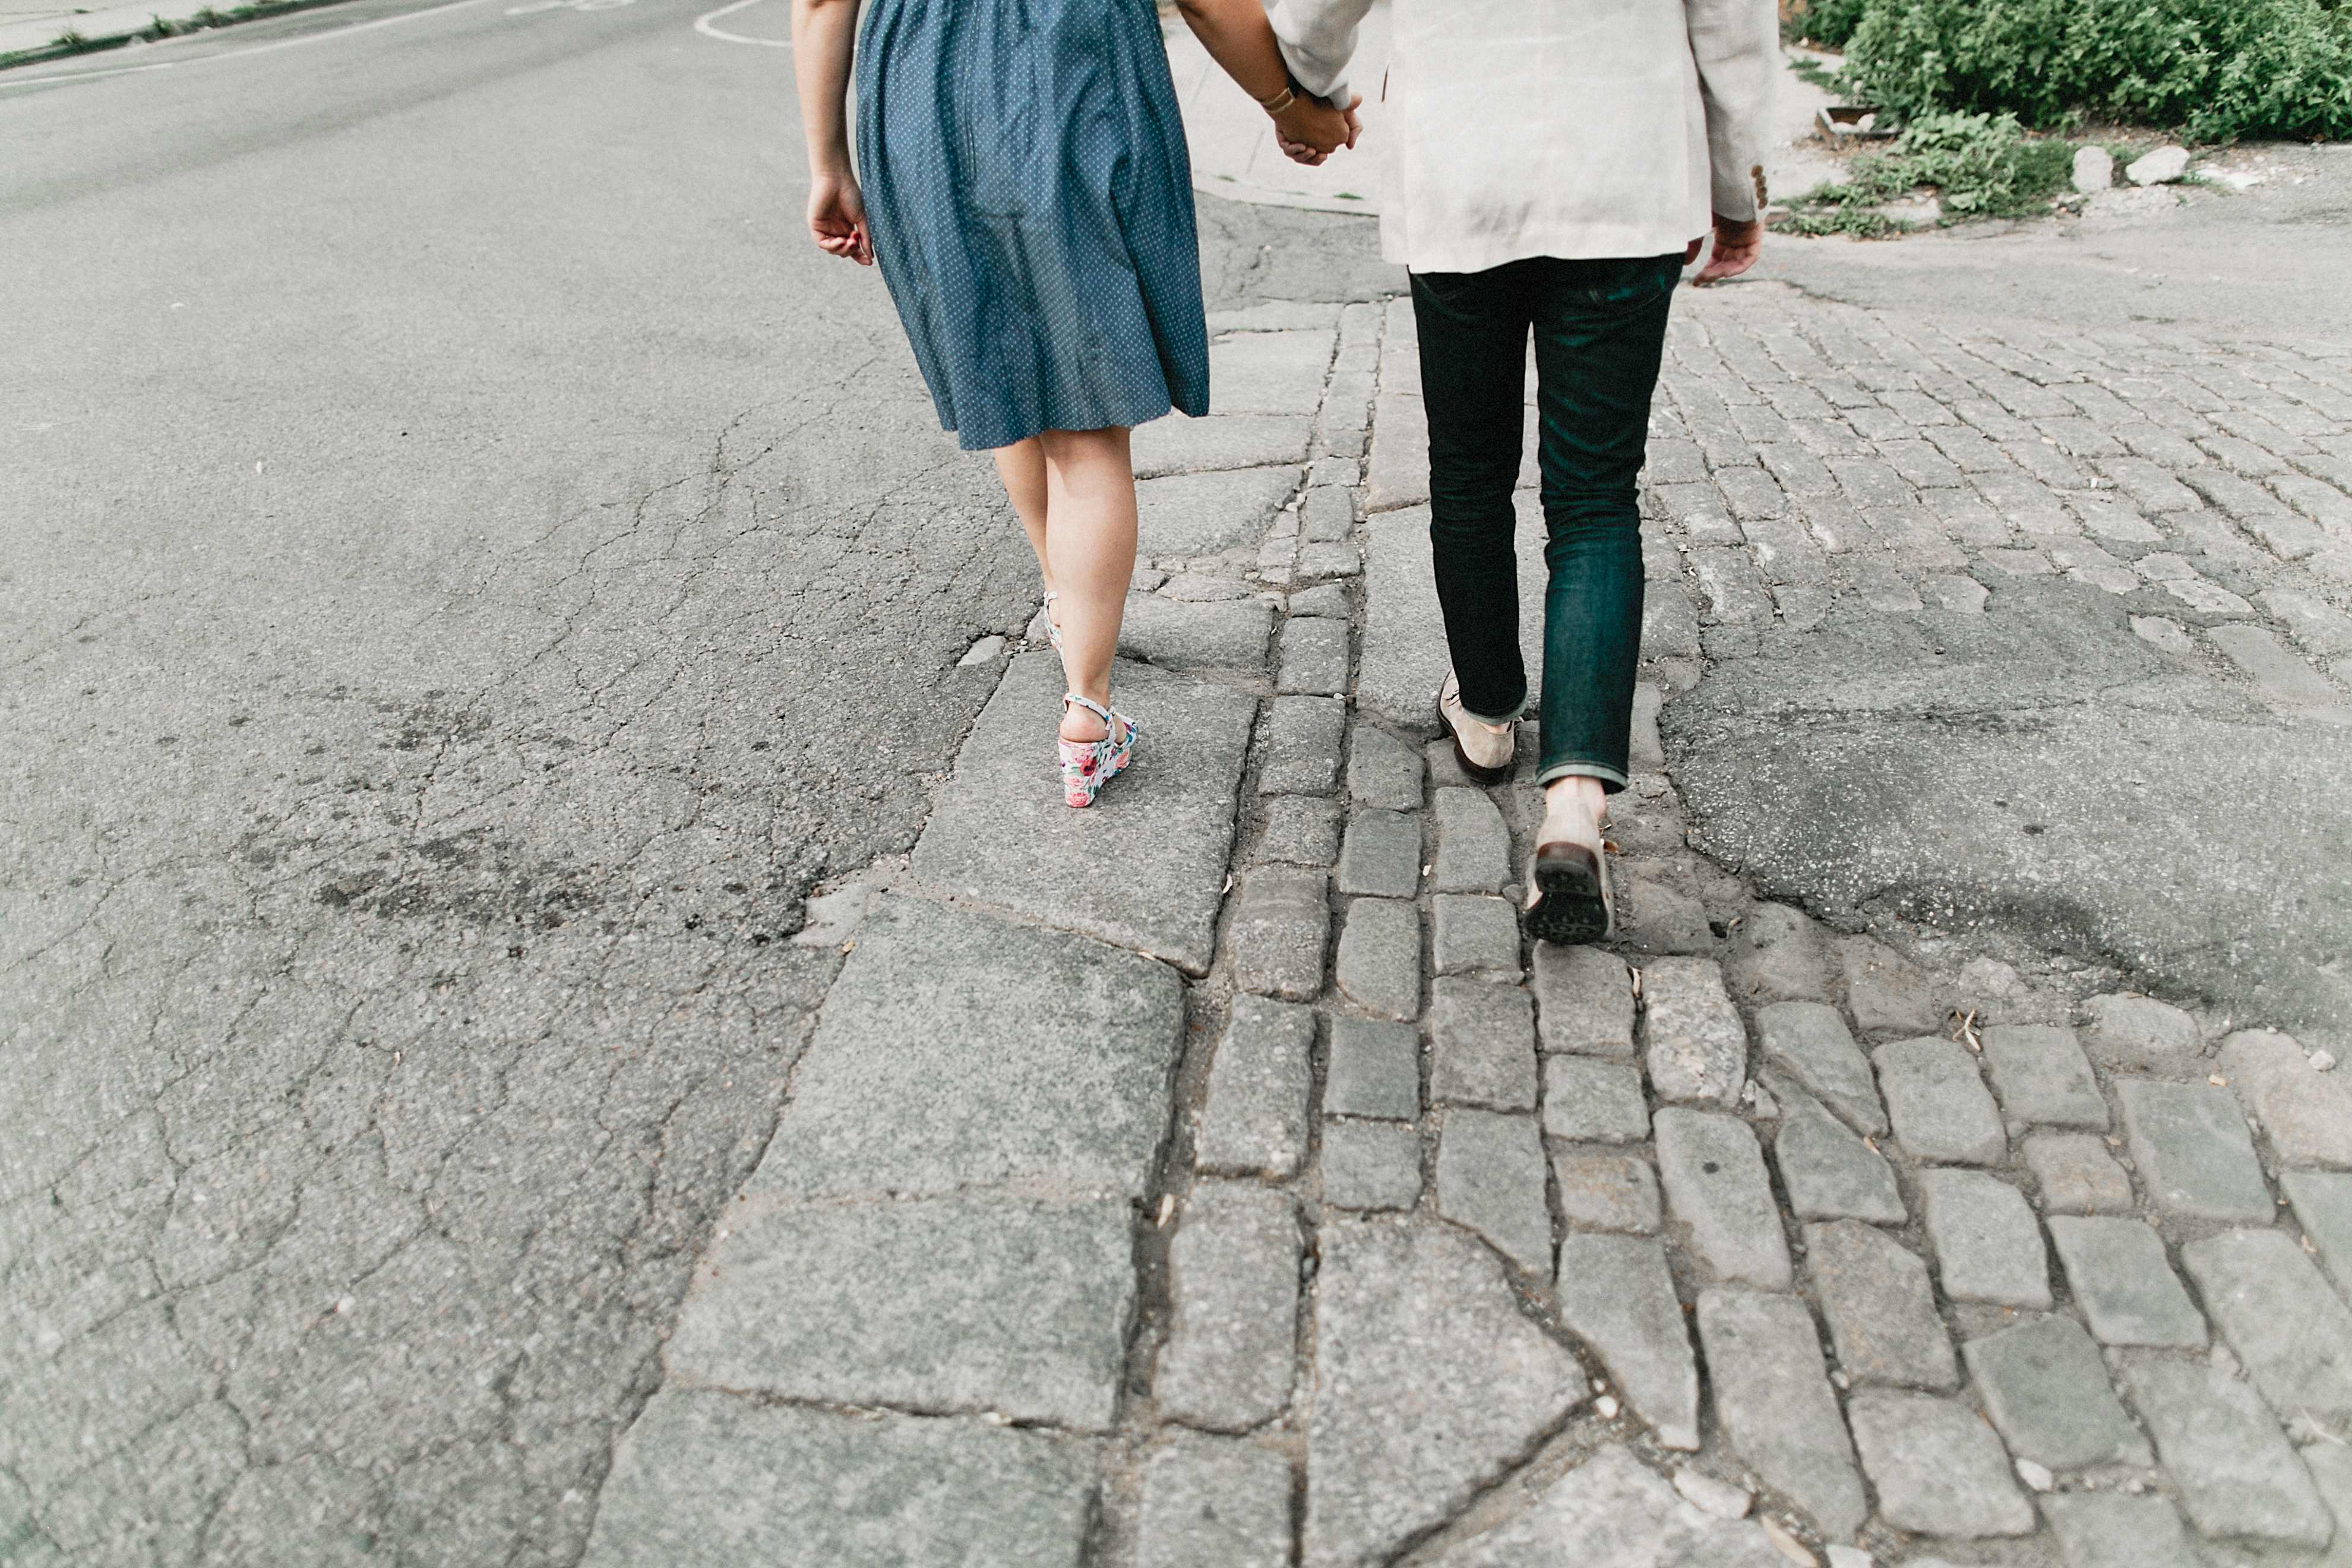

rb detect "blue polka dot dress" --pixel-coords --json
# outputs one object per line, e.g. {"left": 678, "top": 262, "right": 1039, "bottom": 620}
{"left": 855, "top": 0, "right": 1211, "bottom": 453}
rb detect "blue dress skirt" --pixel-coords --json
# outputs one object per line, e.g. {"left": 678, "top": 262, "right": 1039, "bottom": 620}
{"left": 855, "top": 0, "right": 1211, "bottom": 452}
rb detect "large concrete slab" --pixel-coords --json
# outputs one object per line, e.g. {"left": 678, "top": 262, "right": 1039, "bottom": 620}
{"left": 580, "top": 1390, "right": 1094, "bottom": 1568}
{"left": 912, "top": 652, "right": 1255, "bottom": 972}
{"left": 754, "top": 894, "right": 1182, "bottom": 1201}
{"left": 1433, "top": 1445, "right": 1787, "bottom": 1567}
{"left": 1306, "top": 1219, "right": 1588, "bottom": 1567}
{"left": 1133, "top": 413, "right": 1315, "bottom": 479}
{"left": 1137, "top": 465, "right": 1302, "bottom": 557}
{"left": 666, "top": 1194, "right": 1136, "bottom": 1431}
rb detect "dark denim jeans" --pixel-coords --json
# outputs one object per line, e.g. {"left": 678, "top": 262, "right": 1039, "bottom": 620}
{"left": 1411, "top": 252, "right": 1680, "bottom": 791}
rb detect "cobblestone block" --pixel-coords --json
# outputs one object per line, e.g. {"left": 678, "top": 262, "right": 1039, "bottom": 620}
{"left": 1641, "top": 957, "right": 1749, "bottom": 1107}
{"left": 1441, "top": 1446, "right": 1787, "bottom": 1566}
{"left": 1551, "top": 1150, "right": 1661, "bottom": 1234}
{"left": 1138, "top": 1434, "right": 1292, "bottom": 1568}
{"left": 1556, "top": 1235, "right": 1701, "bottom": 1450}
{"left": 1980, "top": 1025, "right": 2108, "bottom": 1133}
{"left": 1259, "top": 696, "right": 1346, "bottom": 795}
{"left": 1839, "top": 936, "right": 1943, "bottom": 1039}
{"left": 1847, "top": 1390, "right": 2036, "bottom": 1539}
{"left": 1775, "top": 1087, "right": 1904, "bottom": 1224}
{"left": 1436, "top": 1109, "right": 1552, "bottom": 1275}
{"left": 2262, "top": 586, "right": 2352, "bottom": 656}
{"left": 1540, "top": 1057, "right": 1650, "bottom": 1145}
{"left": 1255, "top": 795, "right": 1340, "bottom": 866}
{"left": 1430, "top": 977, "right": 1538, "bottom": 1110}
{"left": 1964, "top": 1315, "right": 2151, "bottom": 1471}
{"left": 2117, "top": 1080, "right": 2272, "bottom": 1223}
{"left": 1656, "top": 1109, "right": 1791, "bottom": 1290}
{"left": 2046, "top": 1218, "right": 2205, "bottom": 1348}
{"left": 1300, "top": 485, "right": 1353, "bottom": 543}
{"left": 1874, "top": 1036, "right": 2007, "bottom": 1165}
{"left": 2070, "top": 495, "right": 2165, "bottom": 543}
{"left": 1320, "top": 1119, "right": 1422, "bottom": 1212}
{"left": 1805, "top": 1221, "right": 1956, "bottom": 1390}
{"left": 1696, "top": 1289, "right": 1869, "bottom": 1540}
{"left": 1323, "top": 1017, "right": 1420, "bottom": 1121}
{"left": 2182, "top": 1227, "right": 2352, "bottom": 1427}
{"left": 1920, "top": 1169, "right": 2051, "bottom": 1309}
{"left": 2211, "top": 623, "right": 2348, "bottom": 711}
{"left": 1729, "top": 904, "right": 1832, "bottom": 1004}
{"left": 1615, "top": 864, "right": 1714, "bottom": 955}
{"left": 2122, "top": 1359, "right": 2334, "bottom": 1548}
{"left": 581, "top": 1393, "right": 1094, "bottom": 1568}
{"left": 1304, "top": 1221, "right": 1587, "bottom": 1567}
{"left": 2161, "top": 574, "right": 2253, "bottom": 615}
{"left": 2284, "top": 1169, "right": 2352, "bottom": 1300}
{"left": 1759, "top": 1000, "right": 1886, "bottom": 1135}
{"left": 1287, "top": 582, "right": 1348, "bottom": 617}
{"left": 2043, "top": 1494, "right": 2201, "bottom": 1568}
{"left": 1278, "top": 617, "right": 1352, "bottom": 697}
{"left": 1335, "top": 809, "right": 1421, "bottom": 899}
{"left": 2220, "top": 1028, "right": 2352, "bottom": 1168}
{"left": 1432, "top": 894, "right": 1520, "bottom": 976}
{"left": 2096, "top": 457, "right": 2201, "bottom": 513}
{"left": 2024, "top": 1133, "right": 2137, "bottom": 1215}
{"left": 1333, "top": 897, "right": 1420, "bottom": 1022}
{"left": 1158, "top": 1183, "right": 1301, "bottom": 1431}
{"left": 1297, "top": 540, "right": 1361, "bottom": 579}
{"left": 1431, "top": 788, "right": 1512, "bottom": 894}
{"left": 1925, "top": 573, "right": 1990, "bottom": 612}
{"left": 1345, "top": 723, "right": 1424, "bottom": 810}
{"left": 1424, "top": 736, "right": 1475, "bottom": 791}
{"left": 1229, "top": 868, "right": 1329, "bottom": 1002}
{"left": 1196, "top": 997, "right": 1316, "bottom": 1180}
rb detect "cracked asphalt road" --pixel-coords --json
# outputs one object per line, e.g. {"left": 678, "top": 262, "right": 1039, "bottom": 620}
{"left": 0, "top": 7, "right": 1394, "bottom": 1558}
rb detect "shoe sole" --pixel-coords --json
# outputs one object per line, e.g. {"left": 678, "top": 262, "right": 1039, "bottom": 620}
{"left": 1523, "top": 846, "right": 1613, "bottom": 946}
{"left": 1435, "top": 695, "right": 1513, "bottom": 786}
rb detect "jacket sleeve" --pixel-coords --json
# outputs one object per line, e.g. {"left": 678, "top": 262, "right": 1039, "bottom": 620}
{"left": 1684, "top": 0, "right": 1778, "bottom": 222}
{"left": 1266, "top": 0, "right": 1375, "bottom": 103}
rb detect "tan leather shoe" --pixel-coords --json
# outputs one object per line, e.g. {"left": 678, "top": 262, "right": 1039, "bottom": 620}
{"left": 1436, "top": 670, "right": 1515, "bottom": 785}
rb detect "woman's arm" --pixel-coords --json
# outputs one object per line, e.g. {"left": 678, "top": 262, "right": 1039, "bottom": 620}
{"left": 791, "top": 0, "right": 872, "bottom": 264}
{"left": 1173, "top": 0, "right": 1358, "bottom": 154}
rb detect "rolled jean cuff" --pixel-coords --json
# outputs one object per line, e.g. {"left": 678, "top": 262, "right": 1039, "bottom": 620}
{"left": 1460, "top": 693, "right": 1528, "bottom": 726}
{"left": 1535, "top": 760, "right": 1630, "bottom": 792}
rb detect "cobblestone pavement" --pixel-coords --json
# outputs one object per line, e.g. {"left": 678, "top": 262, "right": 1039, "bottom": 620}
{"left": 581, "top": 270, "right": 2352, "bottom": 1567}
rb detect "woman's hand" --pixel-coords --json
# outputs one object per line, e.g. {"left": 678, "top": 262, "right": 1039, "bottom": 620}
{"left": 808, "top": 173, "right": 873, "bottom": 265}
{"left": 1273, "top": 91, "right": 1361, "bottom": 162}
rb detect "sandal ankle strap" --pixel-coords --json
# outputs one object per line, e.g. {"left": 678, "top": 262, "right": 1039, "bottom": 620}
{"left": 1063, "top": 692, "right": 1115, "bottom": 726}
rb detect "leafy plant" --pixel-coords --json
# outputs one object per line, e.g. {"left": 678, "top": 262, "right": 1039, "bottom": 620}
{"left": 1842, "top": 0, "right": 2352, "bottom": 141}
{"left": 1780, "top": 109, "right": 2073, "bottom": 231}
{"left": 1784, "top": 0, "right": 1874, "bottom": 49}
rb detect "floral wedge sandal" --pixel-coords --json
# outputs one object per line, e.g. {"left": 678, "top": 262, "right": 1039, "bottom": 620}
{"left": 1042, "top": 591, "right": 1064, "bottom": 654}
{"left": 1059, "top": 693, "right": 1138, "bottom": 808}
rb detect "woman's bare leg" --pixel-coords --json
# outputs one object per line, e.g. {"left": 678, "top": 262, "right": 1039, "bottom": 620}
{"left": 1038, "top": 426, "right": 1138, "bottom": 742}
{"left": 993, "top": 438, "right": 1053, "bottom": 601}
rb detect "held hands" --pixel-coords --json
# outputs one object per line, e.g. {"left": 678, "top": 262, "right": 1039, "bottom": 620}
{"left": 1273, "top": 90, "right": 1362, "bottom": 167}
{"left": 809, "top": 172, "right": 874, "bottom": 265}
{"left": 1684, "top": 213, "right": 1762, "bottom": 284}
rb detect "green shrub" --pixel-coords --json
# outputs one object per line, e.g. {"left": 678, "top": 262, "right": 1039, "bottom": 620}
{"left": 1786, "top": 0, "right": 1873, "bottom": 48}
{"left": 1844, "top": 0, "right": 2352, "bottom": 141}
{"left": 1784, "top": 109, "right": 2072, "bottom": 225}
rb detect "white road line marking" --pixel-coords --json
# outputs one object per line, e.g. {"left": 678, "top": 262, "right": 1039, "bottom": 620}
{"left": 693, "top": 0, "right": 787, "bottom": 48}
{"left": 0, "top": 0, "right": 502, "bottom": 89}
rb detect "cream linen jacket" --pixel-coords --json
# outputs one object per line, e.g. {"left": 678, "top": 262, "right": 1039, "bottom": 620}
{"left": 1267, "top": 0, "right": 1778, "bottom": 274}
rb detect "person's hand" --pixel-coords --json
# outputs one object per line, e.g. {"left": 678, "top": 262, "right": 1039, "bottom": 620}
{"left": 1273, "top": 90, "right": 1360, "bottom": 161}
{"left": 1692, "top": 213, "right": 1761, "bottom": 284}
{"left": 808, "top": 172, "right": 873, "bottom": 265}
